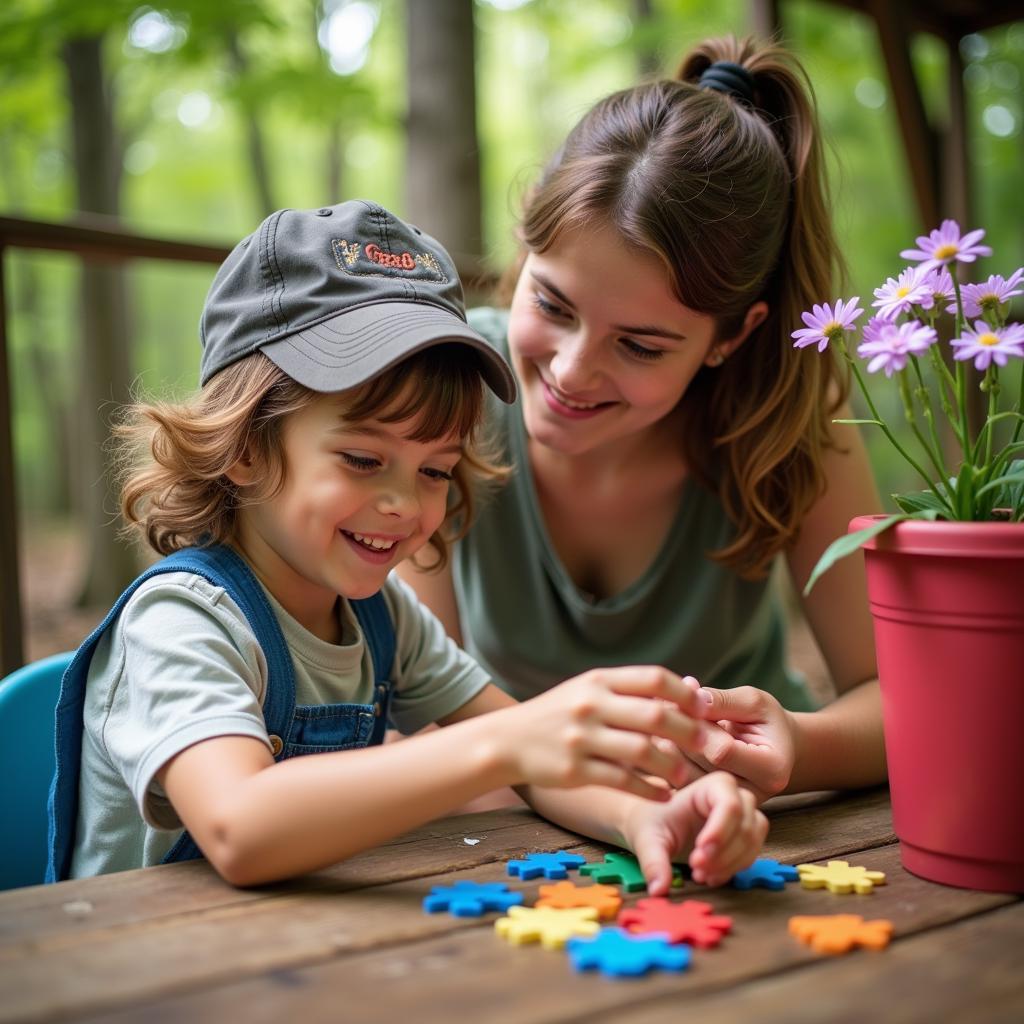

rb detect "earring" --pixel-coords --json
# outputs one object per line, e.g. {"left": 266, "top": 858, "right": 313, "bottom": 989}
{"left": 707, "top": 351, "right": 725, "bottom": 367}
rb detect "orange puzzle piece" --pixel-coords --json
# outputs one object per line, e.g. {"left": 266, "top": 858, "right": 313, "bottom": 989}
{"left": 789, "top": 914, "right": 894, "bottom": 954}
{"left": 535, "top": 881, "right": 622, "bottom": 920}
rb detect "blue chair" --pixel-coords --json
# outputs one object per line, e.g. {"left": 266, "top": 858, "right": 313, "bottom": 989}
{"left": 0, "top": 651, "right": 73, "bottom": 890}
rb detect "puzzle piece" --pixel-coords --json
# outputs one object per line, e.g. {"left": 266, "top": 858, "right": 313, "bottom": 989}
{"left": 789, "top": 914, "right": 894, "bottom": 954}
{"left": 730, "top": 857, "right": 800, "bottom": 891}
{"left": 506, "top": 850, "right": 587, "bottom": 880}
{"left": 579, "top": 852, "right": 683, "bottom": 892}
{"left": 618, "top": 898, "right": 732, "bottom": 948}
{"left": 422, "top": 880, "right": 524, "bottom": 917}
{"left": 535, "top": 881, "right": 622, "bottom": 920}
{"left": 567, "top": 927, "right": 692, "bottom": 978}
{"left": 495, "top": 905, "right": 601, "bottom": 949}
{"left": 796, "top": 860, "right": 887, "bottom": 895}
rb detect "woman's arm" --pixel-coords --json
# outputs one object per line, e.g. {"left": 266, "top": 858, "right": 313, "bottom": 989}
{"left": 693, "top": 411, "right": 888, "bottom": 795}
{"left": 783, "top": 409, "right": 887, "bottom": 791}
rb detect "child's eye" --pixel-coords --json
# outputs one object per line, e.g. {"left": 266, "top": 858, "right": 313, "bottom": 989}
{"left": 341, "top": 453, "right": 381, "bottom": 471}
{"left": 620, "top": 337, "right": 664, "bottom": 361}
{"left": 421, "top": 467, "right": 454, "bottom": 482}
{"left": 532, "top": 294, "right": 567, "bottom": 318}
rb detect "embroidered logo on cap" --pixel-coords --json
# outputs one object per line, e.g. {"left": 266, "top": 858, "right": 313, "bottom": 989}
{"left": 331, "top": 238, "right": 447, "bottom": 282}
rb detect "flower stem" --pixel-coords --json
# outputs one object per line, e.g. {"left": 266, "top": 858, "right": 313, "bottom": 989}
{"left": 951, "top": 275, "right": 973, "bottom": 461}
{"left": 837, "top": 338, "right": 952, "bottom": 509}
{"left": 909, "top": 354, "right": 951, "bottom": 482}
{"left": 926, "top": 344, "right": 962, "bottom": 438}
{"left": 899, "top": 365, "right": 951, "bottom": 486}
{"left": 1013, "top": 359, "right": 1024, "bottom": 447}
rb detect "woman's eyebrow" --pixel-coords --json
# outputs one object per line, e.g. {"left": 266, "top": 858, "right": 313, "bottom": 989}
{"left": 530, "top": 270, "right": 686, "bottom": 341}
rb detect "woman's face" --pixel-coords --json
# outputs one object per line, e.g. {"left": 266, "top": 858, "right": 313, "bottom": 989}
{"left": 507, "top": 221, "right": 721, "bottom": 458}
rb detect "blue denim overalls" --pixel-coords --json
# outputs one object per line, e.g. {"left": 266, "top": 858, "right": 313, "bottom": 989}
{"left": 45, "top": 544, "right": 395, "bottom": 883}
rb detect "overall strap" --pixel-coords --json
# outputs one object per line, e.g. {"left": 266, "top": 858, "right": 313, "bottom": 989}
{"left": 350, "top": 592, "right": 397, "bottom": 746}
{"left": 349, "top": 593, "right": 396, "bottom": 687}
{"left": 46, "top": 545, "right": 294, "bottom": 882}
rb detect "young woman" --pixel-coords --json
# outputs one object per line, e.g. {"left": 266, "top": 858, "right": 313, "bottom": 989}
{"left": 399, "top": 37, "right": 887, "bottom": 801}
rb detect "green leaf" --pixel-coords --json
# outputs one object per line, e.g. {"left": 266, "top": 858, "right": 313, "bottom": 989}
{"left": 832, "top": 418, "right": 884, "bottom": 426}
{"left": 952, "top": 462, "right": 976, "bottom": 520}
{"left": 803, "top": 514, "right": 907, "bottom": 596}
{"left": 975, "top": 460, "right": 1024, "bottom": 509}
{"left": 892, "top": 490, "right": 949, "bottom": 515}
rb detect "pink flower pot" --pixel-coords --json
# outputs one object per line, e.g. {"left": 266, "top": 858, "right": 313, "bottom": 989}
{"left": 852, "top": 515, "right": 1024, "bottom": 892}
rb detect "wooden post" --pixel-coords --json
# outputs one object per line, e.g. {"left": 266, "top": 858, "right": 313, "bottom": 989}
{"left": 0, "top": 245, "right": 25, "bottom": 674}
{"left": 750, "top": 0, "right": 783, "bottom": 41}
{"left": 868, "top": 0, "right": 941, "bottom": 230}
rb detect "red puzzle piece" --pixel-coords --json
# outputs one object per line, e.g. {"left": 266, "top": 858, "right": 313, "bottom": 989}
{"left": 618, "top": 898, "right": 733, "bottom": 948}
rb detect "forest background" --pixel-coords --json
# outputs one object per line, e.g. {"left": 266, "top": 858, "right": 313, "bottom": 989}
{"left": 1, "top": 0, "right": 1022, "bottom": 672}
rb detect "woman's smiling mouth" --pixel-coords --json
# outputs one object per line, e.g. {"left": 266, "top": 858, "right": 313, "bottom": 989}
{"left": 541, "top": 378, "right": 614, "bottom": 418}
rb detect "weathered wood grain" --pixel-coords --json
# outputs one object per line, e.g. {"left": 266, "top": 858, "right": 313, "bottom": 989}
{"left": 596, "top": 900, "right": 1024, "bottom": 1024}
{"left": 15, "top": 828, "right": 1014, "bottom": 1024}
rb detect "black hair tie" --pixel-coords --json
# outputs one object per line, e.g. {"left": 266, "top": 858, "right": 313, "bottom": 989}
{"left": 698, "top": 61, "right": 756, "bottom": 105}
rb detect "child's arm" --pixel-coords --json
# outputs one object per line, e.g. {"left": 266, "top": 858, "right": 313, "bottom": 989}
{"left": 519, "top": 773, "right": 768, "bottom": 896}
{"left": 159, "top": 666, "right": 705, "bottom": 886}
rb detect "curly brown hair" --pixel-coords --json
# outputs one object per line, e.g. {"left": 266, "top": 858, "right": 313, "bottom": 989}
{"left": 502, "top": 35, "right": 848, "bottom": 579}
{"left": 118, "top": 347, "right": 508, "bottom": 569}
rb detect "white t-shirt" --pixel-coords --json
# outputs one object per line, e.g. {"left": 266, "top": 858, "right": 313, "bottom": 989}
{"left": 70, "top": 571, "right": 491, "bottom": 878}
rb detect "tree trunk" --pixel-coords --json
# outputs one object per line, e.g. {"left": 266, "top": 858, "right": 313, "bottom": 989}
{"left": 225, "top": 30, "right": 277, "bottom": 218}
{"left": 404, "top": 0, "right": 482, "bottom": 273}
{"left": 61, "top": 35, "right": 137, "bottom": 607}
{"left": 0, "top": 139, "right": 72, "bottom": 515}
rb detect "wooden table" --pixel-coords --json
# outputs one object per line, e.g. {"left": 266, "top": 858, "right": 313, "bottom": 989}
{"left": 1, "top": 787, "right": 1021, "bottom": 1023}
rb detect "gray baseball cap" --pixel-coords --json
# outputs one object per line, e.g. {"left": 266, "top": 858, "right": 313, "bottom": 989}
{"left": 199, "top": 200, "right": 516, "bottom": 403}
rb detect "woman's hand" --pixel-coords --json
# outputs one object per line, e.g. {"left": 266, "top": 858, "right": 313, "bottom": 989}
{"left": 496, "top": 667, "right": 707, "bottom": 801}
{"left": 689, "top": 685, "right": 798, "bottom": 802}
{"left": 622, "top": 771, "right": 768, "bottom": 895}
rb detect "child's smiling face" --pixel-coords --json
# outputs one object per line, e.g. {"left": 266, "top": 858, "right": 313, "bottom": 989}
{"left": 230, "top": 390, "right": 462, "bottom": 639}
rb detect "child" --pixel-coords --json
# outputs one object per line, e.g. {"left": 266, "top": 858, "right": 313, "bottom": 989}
{"left": 399, "top": 37, "right": 888, "bottom": 801}
{"left": 47, "top": 200, "right": 765, "bottom": 893}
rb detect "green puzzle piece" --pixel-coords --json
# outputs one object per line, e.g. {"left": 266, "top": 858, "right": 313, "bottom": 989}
{"left": 580, "top": 852, "right": 684, "bottom": 893}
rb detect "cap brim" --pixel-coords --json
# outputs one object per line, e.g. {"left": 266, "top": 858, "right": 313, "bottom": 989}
{"left": 258, "top": 301, "right": 516, "bottom": 403}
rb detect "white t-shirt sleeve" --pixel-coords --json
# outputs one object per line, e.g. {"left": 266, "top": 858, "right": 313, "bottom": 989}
{"left": 383, "top": 574, "right": 492, "bottom": 734}
{"left": 91, "top": 573, "right": 274, "bottom": 829}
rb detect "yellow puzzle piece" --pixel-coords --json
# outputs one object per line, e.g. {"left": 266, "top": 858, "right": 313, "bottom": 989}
{"left": 796, "top": 860, "right": 887, "bottom": 894}
{"left": 494, "top": 905, "right": 600, "bottom": 949}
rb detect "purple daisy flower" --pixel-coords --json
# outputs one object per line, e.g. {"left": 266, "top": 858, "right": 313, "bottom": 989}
{"left": 860, "top": 315, "right": 893, "bottom": 345}
{"left": 951, "top": 320, "right": 1024, "bottom": 370}
{"left": 901, "top": 219, "right": 992, "bottom": 273}
{"left": 857, "top": 320, "right": 938, "bottom": 377}
{"left": 951, "top": 268, "right": 1024, "bottom": 319}
{"left": 872, "top": 267, "right": 931, "bottom": 321}
{"left": 791, "top": 297, "right": 864, "bottom": 352}
{"left": 918, "top": 267, "right": 955, "bottom": 311}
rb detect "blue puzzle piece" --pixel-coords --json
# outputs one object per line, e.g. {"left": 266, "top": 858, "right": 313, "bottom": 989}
{"left": 423, "top": 880, "right": 525, "bottom": 917}
{"left": 567, "top": 927, "right": 692, "bottom": 978}
{"left": 507, "top": 850, "right": 587, "bottom": 880}
{"left": 730, "top": 857, "right": 800, "bottom": 891}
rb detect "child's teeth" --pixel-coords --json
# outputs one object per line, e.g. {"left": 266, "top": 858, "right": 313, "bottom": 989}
{"left": 352, "top": 533, "right": 394, "bottom": 550}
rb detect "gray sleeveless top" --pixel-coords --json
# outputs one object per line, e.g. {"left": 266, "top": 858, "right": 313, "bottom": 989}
{"left": 452, "top": 308, "right": 815, "bottom": 711}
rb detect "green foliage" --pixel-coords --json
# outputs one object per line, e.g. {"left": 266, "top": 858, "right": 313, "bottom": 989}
{"left": 1, "top": 0, "right": 1023, "bottom": 518}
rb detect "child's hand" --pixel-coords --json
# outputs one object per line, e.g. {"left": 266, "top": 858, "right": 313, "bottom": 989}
{"left": 622, "top": 771, "right": 768, "bottom": 895}
{"left": 500, "top": 667, "right": 707, "bottom": 801}
{"left": 689, "top": 685, "right": 798, "bottom": 802}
